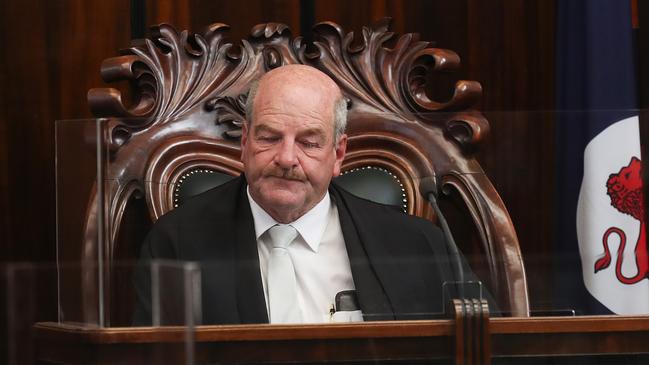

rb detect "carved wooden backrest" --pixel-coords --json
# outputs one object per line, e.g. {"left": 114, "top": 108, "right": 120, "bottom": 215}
{"left": 85, "top": 19, "right": 529, "bottom": 325}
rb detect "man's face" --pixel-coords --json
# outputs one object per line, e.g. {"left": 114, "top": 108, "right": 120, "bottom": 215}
{"left": 241, "top": 70, "right": 347, "bottom": 223}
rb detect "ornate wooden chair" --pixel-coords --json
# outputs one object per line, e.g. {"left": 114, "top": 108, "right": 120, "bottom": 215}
{"left": 78, "top": 19, "right": 528, "bottom": 326}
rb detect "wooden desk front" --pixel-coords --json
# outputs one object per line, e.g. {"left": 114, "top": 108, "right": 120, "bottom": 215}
{"left": 34, "top": 316, "right": 649, "bottom": 364}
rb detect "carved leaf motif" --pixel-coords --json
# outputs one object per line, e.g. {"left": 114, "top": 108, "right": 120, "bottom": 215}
{"left": 89, "top": 23, "right": 257, "bottom": 132}
{"left": 204, "top": 94, "right": 247, "bottom": 139}
{"left": 294, "top": 18, "right": 483, "bottom": 117}
{"left": 89, "top": 19, "right": 485, "bottom": 148}
{"left": 444, "top": 112, "right": 490, "bottom": 150}
{"left": 248, "top": 22, "right": 301, "bottom": 69}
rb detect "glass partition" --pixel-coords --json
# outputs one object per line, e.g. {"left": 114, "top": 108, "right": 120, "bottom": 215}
{"left": 133, "top": 262, "right": 489, "bottom": 323}
{"left": 140, "top": 260, "right": 202, "bottom": 327}
{"left": 2, "top": 263, "right": 56, "bottom": 365}
{"left": 479, "top": 109, "right": 646, "bottom": 317}
{"left": 53, "top": 111, "right": 649, "bottom": 314}
{"left": 55, "top": 119, "right": 108, "bottom": 326}
{"left": 3, "top": 262, "right": 198, "bottom": 365}
{"left": 53, "top": 111, "right": 649, "bottom": 324}
{"left": 40, "top": 111, "right": 649, "bottom": 363}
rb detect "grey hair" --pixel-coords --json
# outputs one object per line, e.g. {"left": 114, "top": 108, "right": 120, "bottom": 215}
{"left": 332, "top": 97, "right": 348, "bottom": 142}
{"left": 244, "top": 81, "right": 348, "bottom": 142}
{"left": 244, "top": 80, "right": 260, "bottom": 124}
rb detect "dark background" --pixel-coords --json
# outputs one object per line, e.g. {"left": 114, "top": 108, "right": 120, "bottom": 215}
{"left": 0, "top": 0, "right": 557, "bottom": 326}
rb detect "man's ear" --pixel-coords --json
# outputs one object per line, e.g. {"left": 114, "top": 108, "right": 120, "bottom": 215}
{"left": 332, "top": 134, "right": 347, "bottom": 177}
{"left": 240, "top": 121, "right": 249, "bottom": 160}
{"left": 242, "top": 122, "right": 250, "bottom": 144}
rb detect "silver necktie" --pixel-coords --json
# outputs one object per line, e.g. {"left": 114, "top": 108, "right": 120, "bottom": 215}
{"left": 266, "top": 224, "right": 302, "bottom": 323}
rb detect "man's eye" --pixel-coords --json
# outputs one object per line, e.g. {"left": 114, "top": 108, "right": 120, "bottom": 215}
{"left": 300, "top": 140, "right": 320, "bottom": 148}
{"left": 257, "top": 136, "right": 280, "bottom": 142}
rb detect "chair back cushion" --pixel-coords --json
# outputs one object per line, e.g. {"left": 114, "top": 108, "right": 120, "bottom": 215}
{"left": 175, "top": 166, "right": 407, "bottom": 211}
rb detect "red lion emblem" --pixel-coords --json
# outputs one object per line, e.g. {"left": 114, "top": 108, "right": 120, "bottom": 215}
{"left": 594, "top": 156, "right": 647, "bottom": 284}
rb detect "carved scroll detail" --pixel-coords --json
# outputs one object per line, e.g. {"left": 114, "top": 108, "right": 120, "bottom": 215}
{"left": 444, "top": 112, "right": 491, "bottom": 150}
{"left": 89, "top": 23, "right": 256, "bottom": 134}
{"left": 204, "top": 94, "right": 247, "bottom": 139}
{"left": 299, "top": 18, "right": 483, "bottom": 119}
{"left": 89, "top": 18, "right": 485, "bottom": 149}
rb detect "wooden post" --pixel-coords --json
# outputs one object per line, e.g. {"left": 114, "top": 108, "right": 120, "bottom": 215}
{"left": 451, "top": 298, "right": 491, "bottom": 365}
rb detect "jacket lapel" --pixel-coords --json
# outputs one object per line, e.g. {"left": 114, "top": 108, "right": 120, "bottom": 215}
{"left": 331, "top": 182, "right": 452, "bottom": 319}
{"left": 233, "top": 178, "right": 269, "bottom": 323}
{"left": 330, "top": 185, "right": 395, "bottom": 321}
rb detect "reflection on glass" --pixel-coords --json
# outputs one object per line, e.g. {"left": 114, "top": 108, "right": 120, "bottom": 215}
{"left": 3, "top": 264, "right": 57, "bottom": 365}
{"left": 51, "top": 112, "right": 649, "bottom": 327}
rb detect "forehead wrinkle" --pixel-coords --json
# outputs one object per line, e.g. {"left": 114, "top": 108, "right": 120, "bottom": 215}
{"left": 256, "top": 74, "right": 339, "bottom": 109}
{"left": 256, "top": 108, "right": 332, "bottom": 122}
{"left": 250, "top": 66, "right": 340, "bottom": 135}
{"left": 251, "top": 123, "right": 279, "bottom": 134}
{"left": 252, "top": 121, "right": 326, "bottom": 140}
{"left": 253, "top": 100, "right": 333, "bottom": 124}
{"left": 262, "top": 67, "right": 340, "bottom": 93}
{"left": 253, "top": 117, "right": 328, "bottom": 136}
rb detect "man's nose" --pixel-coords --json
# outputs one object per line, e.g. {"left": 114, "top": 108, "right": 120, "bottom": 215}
{"left": 275, "top": 139, "right": 298, "bottom": 168}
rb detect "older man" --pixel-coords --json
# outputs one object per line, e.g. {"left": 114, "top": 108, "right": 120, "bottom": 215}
{"left": 134, "top": 65, "right": 476, "bottom": 325}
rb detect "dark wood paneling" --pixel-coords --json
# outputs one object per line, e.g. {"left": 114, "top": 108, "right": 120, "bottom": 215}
{"left": 0, "top": 0, "right": 556, "bottom": 317}
{"left": 0, "top": 1, "right": 133, "bottom": 361}
{"left": 145, "top": 0, "right": 301, "bottom": 43}
{"left": 311, "top": 0, "right": 556, "bottom": 309}
{"left": 480, "top": 111, "right": 556, "bottom": 310}
{"left": 0, "top": 2, "right": 8, "bottom": 260}
{"left": 313, "top": 0, "right": 555, "bottom": 108}
{"left": 1, "top": 1, "right": 58, "bottom": 264}
{"left": 0, "top": 1, "right": 132, "bottom": 263}
{"left": 462, "top": 1, "right": 556, "bottom": 310}
{"left": 145, "top": 0, "right": 192, "bottom": 31}
{"left": 0, "top": 5, "right": 134, "bottom": 355}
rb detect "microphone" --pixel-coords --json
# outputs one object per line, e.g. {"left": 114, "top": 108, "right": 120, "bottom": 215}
{"left": 418, "top": 177, "right": 465, "bottom": 299}
{"left": 335, "top": 290, "right": 359, "bottom": 311}
{"left": 330, "top": 290, "right": 363, "bottom": 322}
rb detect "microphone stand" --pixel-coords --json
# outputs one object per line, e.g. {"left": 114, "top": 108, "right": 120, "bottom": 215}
{"left": 420, "top": 178, "right": 465, "bottom": 301}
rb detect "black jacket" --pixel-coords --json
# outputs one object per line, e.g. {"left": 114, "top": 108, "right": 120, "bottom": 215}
{"left": 134, "top": 175, "right": 477, "bottom": 325}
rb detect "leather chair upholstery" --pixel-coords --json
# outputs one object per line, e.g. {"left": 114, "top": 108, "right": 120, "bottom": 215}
{"left": 174, "top": 166, "right": 407, "bottom": 211}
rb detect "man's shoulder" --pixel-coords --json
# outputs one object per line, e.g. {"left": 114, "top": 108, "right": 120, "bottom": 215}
{"left": 331, "top": 182, "right": 438, "bottom": 232}
{"left": 155, "top": 175, "right": 244, "bottom": 225}
{"left": 142, "top": 175, "right": 246, "bottom": 258}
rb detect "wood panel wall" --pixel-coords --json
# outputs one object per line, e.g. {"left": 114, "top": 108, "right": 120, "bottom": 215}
{"left": 0, "top": 0, "right": 556, "bottom": 323}
{"left": 0, "top": 1, "right": 133, "bottom": 361}
{"left": 0, "top": 1, "right": 133, "bottom": 262}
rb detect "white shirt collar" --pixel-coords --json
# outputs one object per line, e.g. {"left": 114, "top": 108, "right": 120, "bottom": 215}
{"left": 247, "top": 187, "right": 331, "bottom": 253}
